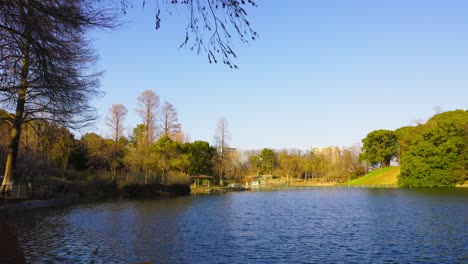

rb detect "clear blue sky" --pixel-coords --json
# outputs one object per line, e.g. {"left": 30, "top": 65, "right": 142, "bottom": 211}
{"left": 87, "top": 0, "right": 468, "bottom": 150}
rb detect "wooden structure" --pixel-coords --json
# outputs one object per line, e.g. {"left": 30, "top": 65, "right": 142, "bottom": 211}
{"left": 191, "top": 175, "right": 214, "bottom": 187}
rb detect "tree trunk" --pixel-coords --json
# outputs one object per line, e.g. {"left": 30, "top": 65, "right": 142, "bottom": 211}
{"left": 1, "top": 7, "right": 30, "bottom": 195}
{"left": 1, "top": 61, "right": 28, "bottom": 195}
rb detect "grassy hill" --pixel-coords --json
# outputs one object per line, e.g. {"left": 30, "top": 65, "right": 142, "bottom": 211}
{"left": 346, "top": 166, "right": 400, "bottom": 187}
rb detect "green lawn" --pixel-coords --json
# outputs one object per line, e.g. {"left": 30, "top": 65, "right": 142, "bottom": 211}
{"left": 346, "top": 166, "right": 400, "bottom": 187}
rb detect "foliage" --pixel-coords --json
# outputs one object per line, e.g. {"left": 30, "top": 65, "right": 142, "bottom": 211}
{"left": 277, "top": 151, "right": 302, "bottom": 178}
{"left": 122, "top": 183, "right": 165, "bottom": 198}
{"left": 302, "top": 147, "right": 362, "bottom": 183}
{"left": 222, "top": 150, "right": 244, "bottom": 182}
{"left": 127, "top": 124, "right": 147, "bottom": 174}
{"left": 340, "top": 147, "right": 367, "bottom": 180}
{"left": 242, "top": 146, "right": 365, "bottom": 184}
{"left": 258, "top": 148, "right": 278, "bottom": 174}
{"left": 398, "top": 110, "right": 467, "bottom": 187}
{"left": 164, "top": 183, "right": 191, "bottom": 195}
{"left": 395, "top": 126, "right": 415, "bottom": 159}
{"left": 2, "top": 100, "right": 465, "bottom": 193}
{"left": 151, "top": 135, "right": 185, "bottom": 183}
{"left": 81, "top": 133, "right": 111, "bottom": 172}
{"left": 122, "top": 183, "right": 190, "bottom": 198}
{"left": 186, "top": 140, "right": 215, "bottom": 176}
{"left": 360, "top": 130, "right": 398, "bottom": 168}
{"left": 248, "top": 148, "right": 278, "bottom": 175}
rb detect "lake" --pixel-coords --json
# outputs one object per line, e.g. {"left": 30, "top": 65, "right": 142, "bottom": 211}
{"left": 10, "top": 188, "right": 468, "bottom": 263}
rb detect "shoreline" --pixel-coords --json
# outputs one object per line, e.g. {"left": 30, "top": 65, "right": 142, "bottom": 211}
{"left": 192, "top": 183, "right": 467, "bottom": 195}
{"left": 1, "top": 183, "right": 466, "bottom": 215}
{"left": 0, "top": 197, "right": 77, "bottom": 217}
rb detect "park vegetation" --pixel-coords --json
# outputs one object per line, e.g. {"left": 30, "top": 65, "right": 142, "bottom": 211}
{"left": 397, "top": 110, "right": 467, "bottom": 187}
{"left": 0, "top": 107, "right": 466, "bottom": 198}
{"left": 0, "top": 0, "right": 257, "bottom": 196}
{"left": 360, "top": 110, "right": 467, "bottom": 187}
{"left": 0, "top": 88, "right": 369, "bottom": 197}
{"left": 1, "top": 1, "right": 465, "bottom": 197}
{"left": 0, "top": 104, "right": 468, "bottom": 197}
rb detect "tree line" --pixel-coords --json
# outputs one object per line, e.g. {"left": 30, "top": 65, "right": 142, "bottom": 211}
{"left": 0, "top": 96, "right": 367, "bottom": 190}
{"left": 1, "top": 107, "right": 465, "bottom": 192}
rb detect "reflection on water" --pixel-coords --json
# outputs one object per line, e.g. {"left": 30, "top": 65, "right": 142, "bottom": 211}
{"left": 10, "top": 188, "right": 468, "bottom": 263}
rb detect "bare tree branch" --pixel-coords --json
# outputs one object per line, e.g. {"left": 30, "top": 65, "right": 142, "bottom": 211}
{"left": 122, "top": 0, "right": 257, "bottom": 68}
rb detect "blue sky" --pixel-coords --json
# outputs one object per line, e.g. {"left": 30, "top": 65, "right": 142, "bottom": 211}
{"left": 87, "top": 0, "right": 468, "bottom": 150}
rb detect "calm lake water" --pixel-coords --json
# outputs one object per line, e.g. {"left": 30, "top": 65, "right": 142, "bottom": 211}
{"left": 10, "top": 188, "right": 468, "bottom": 263}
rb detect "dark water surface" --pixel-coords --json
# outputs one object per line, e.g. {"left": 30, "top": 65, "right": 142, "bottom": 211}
{"left": 10, "top": 188, "right": 468, "bottom": 263}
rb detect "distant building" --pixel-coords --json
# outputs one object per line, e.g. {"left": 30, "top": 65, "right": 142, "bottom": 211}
{"left": 311, "top": 146, "right": 341, "bottom": 164}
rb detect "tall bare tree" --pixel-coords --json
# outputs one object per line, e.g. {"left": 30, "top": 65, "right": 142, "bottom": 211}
{"left": 160, "top": 101, "right": 181, "bottom": 139}
{"left": 0, "top": 0, "right": 115, "bottom": 193}
{"left": 105, "top": 104, "right": 128, "bottom": 179}
{"left": 135, "top": 89, "right": 160, "bottom": 182}
{"left": 213, "top": 116, "right": 231, "bottom": 185}
{"left": 105, "top": 104, "right": 128, "bottom": 143}
{"left": 136, "top": 90, "right": 160, "bottom": 143}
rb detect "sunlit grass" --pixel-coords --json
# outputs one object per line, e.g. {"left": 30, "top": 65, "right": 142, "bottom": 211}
{"left": 346, "top": 166, "right": 400, "bottom": 186}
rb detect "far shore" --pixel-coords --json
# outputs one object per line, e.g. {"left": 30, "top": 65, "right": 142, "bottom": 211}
{"left": 1, "top": 179, "right": 466, "bottom": 215}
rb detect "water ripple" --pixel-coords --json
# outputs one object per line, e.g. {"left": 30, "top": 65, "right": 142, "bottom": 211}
{"left": 9, "top": 189, "right": 468, "bottom": 263}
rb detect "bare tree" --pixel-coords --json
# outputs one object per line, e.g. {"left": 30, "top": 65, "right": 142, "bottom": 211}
{"left": 160, "top": 101, "right": 181, "bottom": 139}
{"left": 136, "top": 90, "right": 160, "bottom": 143}
{"left": 105, "top": 104, "right": 128, "bottom": 143}
{"left": 0, "top": 0, "right": 115, "bottom": 193}
{"left": 135, "top": 89, "right": 160, "bottom": 182}
{"left": 172, "top": 131, "right": 191, "bottom": 143}
{"left": 214, "top": 117, "right": 230, "bottom": 148}
{"left": 105, "top": 104, "right": 127, "bottom": 179}
{"left": 213, "top": 116, "right": 231, "bottom": 185}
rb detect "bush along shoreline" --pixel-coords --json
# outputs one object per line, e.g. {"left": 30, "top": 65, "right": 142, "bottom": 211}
{"left": 54, "top": 181, "right": 190, "bottom": 200}
{"left": 0, "top": 181, "right": 191, "bottom": 216}
{"left": 121, "top": 183, "right": 191, "bottom": 198}
{"left": 30, "top": 180, "right": 191, "bottom": 200}
{"left": 48, "top": 181, "right": 192, "bottom": 199}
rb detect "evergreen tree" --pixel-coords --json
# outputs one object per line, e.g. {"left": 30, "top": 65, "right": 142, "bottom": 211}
{"left": 360, "top": 130, "right": 398, "bottom": 168}
{"left": 398, "top": 110, "right": 467, "bottom": 187}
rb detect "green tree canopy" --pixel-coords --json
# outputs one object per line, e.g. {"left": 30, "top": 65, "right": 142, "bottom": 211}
{"left": 360, "top": 129, "right": 398, "bottom": 168}
{"left": 258, "top": 148, "right": 278, "bottom": 175}
{"left": 151, "top": 135, "right": 184, "bottom": 182}
{"left": 81, "top": 133, "right": 111, "bottom": 172}
{"left": 186, "top": 141, "right": 215, "bottom": 176}
{"left": 398, "top": 110, "right": 467, "bottom": 187}
{"left": 395, "top": 125, "right": 416, "bottom": 162}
